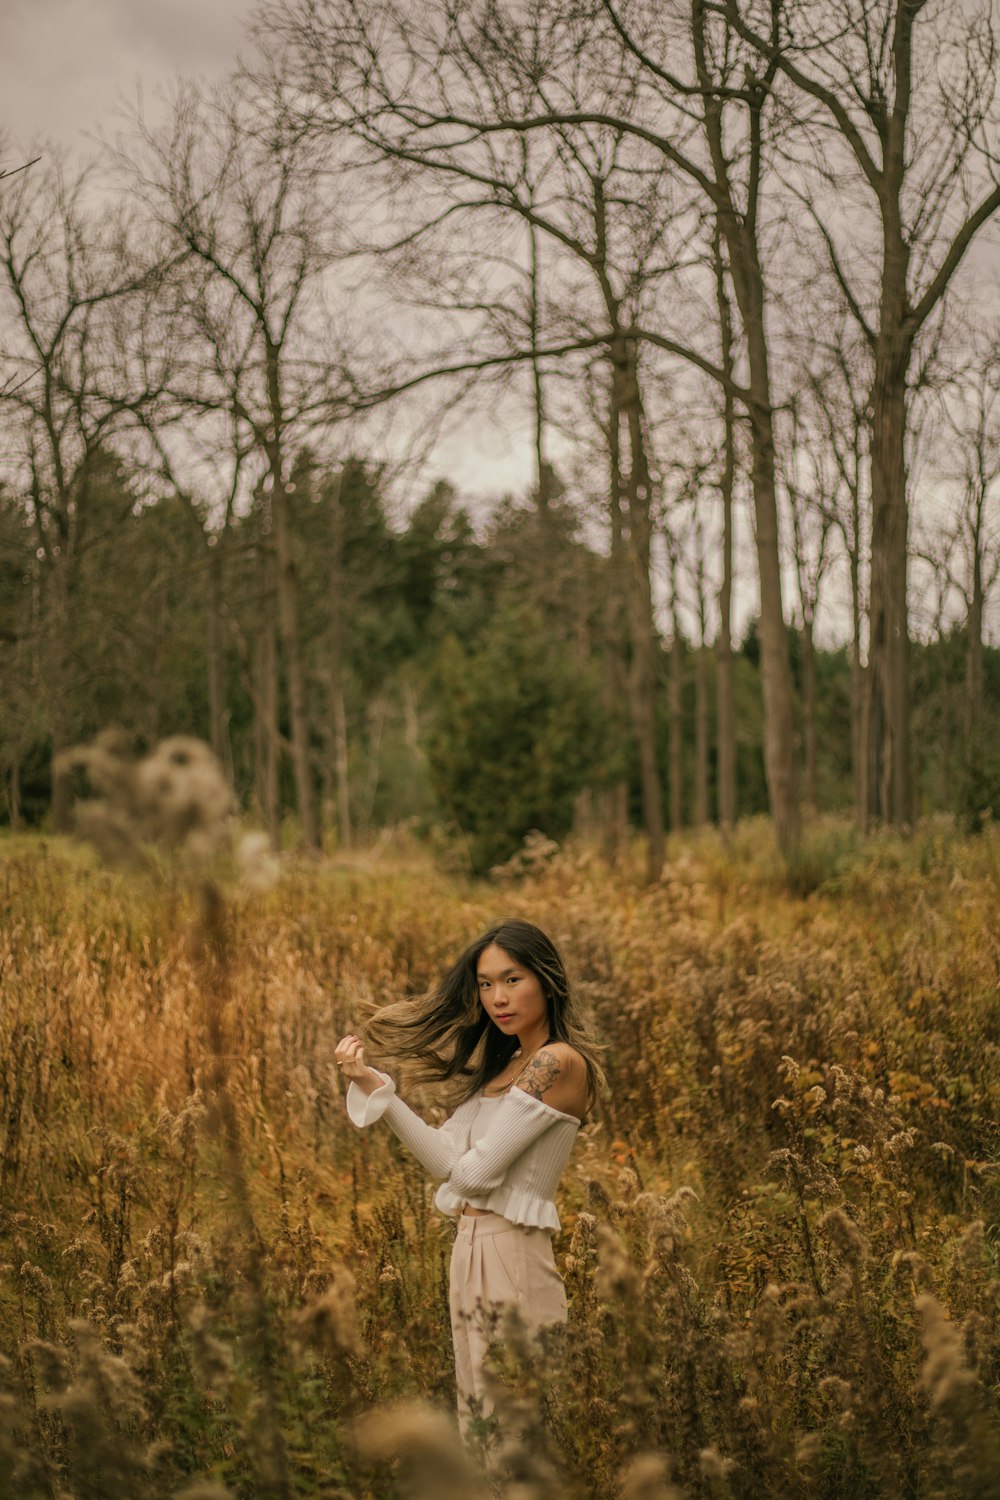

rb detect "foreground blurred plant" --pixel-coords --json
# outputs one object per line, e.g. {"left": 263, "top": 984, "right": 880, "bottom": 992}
{"left": 4, "top": 731, "right": 304, "bottom": 1498}
{"left": 56, "top": 730, "right": 236, "bottom": 869}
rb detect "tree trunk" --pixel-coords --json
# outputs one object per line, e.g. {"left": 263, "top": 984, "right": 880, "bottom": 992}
{"left": 270, "top": 473, "right": 319, "bottom": 849}
{"left": 207, "top": 542, "right": 226, "bottom": 762}
{"left": 599, "top": 375, "right": 629, "bottom": 870}
{"left": 693, "top": 538, "right": 709, "bottom": 828}
{"left": 847, "top": 503, "right": 867, "bottom": 827}
{"left": 802, "top": 615, "right": 817, "bottom": 810}
{"left": 713, "top": 530, "right": 734, "bottom": 838}
{"left": 593, "top": 171, "right": 663, "bottom": 877}
{"left": 852, "top": 647, "right": 867, "bottom": 827}
{"left": 966, "top": 541, "right": 984, "bottom": 746}
{"left": 716, "top": 614, "right": 736, "bottom": 831}
{"left": 254, "top": 543, "right": 282, "bottom": 852}
{"left": 939, "top": 683, "right": 952, "bottom": 809}
{"left": 616, "top": 340, "right": 665, "bottom": 882}
{"left": 600, "top": 499, "right": 629, "bottom": 864}
{"left": 331, "top": 677, "right": 350, "bottom": 849}
{"left": 694, "top": 0, "right": 800, "bottom": 854}
{"left": 864, "top": 8, "right": 917, "bottom": 830}
{"left": 668, "top": 570, "right": 684, "bottom": 833}
{"left": 50, "top": 709, "right": 73, "bottom": 833}
{"left": 695, "top": 642, "right": 709, "bottom": 826}
{"left": 264, "top": 329, "right": 319, "bottom": 851}
{"left": 866, "top": 333, "right": 912, "bottom": 827}
{"left": 599, "top": 782, "right": 629, "bottom": 860}
{"left": 46, "top": 560, "right": 73, "bottom": 834}
{"left": 327, "top": 472, "right": 351, "bottom": 849}
{"left": 528, "top": 219, "right": 553, "bottom": 525}
{"left": 9, "top": 742, "right": 21, "bottom": 833}
{"left": 713, "top": 221, "right": 737, "bottom": 832}
{"left": 742, "top": 365, "right": 800, "bottom": 852}
{"left": 626, "top": 556, "right": 665, "bottom": 877}
{"left": 572, "top": 787, "right": 596, "bottom": 841}
{"left": 263, "top": 619, "right": 281, "bottom": 853}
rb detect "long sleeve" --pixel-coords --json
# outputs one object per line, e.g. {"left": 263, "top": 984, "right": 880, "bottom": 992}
{"left": 446, "top": 1087, "right": 574, "bottom": 1199}
{"left": 346, "top": 1070, "right": 476, "bottom": 1181}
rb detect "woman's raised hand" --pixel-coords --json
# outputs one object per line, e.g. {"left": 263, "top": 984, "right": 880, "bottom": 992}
{"left": 333, "top": 1033, "right": 383, "bottom": 1096}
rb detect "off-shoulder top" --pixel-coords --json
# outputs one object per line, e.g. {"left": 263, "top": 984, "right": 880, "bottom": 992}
{"left": 345, "top": 1070, "right": 581, "bottom": 1231}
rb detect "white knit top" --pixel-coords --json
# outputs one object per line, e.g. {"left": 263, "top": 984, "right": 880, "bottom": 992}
{"left": 346, "top": 1070, "right": 581, "bottom": 1231}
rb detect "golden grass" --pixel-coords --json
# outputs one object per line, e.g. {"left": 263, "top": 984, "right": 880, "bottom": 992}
{"left": 1, "top": 822, "right": 999, "bottom": 1498}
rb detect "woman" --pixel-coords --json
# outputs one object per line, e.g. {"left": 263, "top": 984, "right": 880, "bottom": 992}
{"left": 334, "top": 918, "right": 604, "bottom": 1433}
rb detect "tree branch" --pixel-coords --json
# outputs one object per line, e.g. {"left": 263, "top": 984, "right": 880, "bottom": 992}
{"left": 909, "top": 183, "right": 1000, "bottom": 332}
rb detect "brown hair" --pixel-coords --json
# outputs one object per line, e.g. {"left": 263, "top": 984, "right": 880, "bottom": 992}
{"left": 362, "top": 918, "right": 606, "bottom": 1110}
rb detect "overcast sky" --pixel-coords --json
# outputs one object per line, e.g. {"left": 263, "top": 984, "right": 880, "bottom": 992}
{"left": 0, "top": 0, "right": 253, "bottom": 147}
{"left": 0, "top": 0, "right": 536, "bottom": 501}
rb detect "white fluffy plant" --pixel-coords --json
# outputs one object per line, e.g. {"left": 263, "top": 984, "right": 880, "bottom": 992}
{"left": 58, "top": 730, "right": 236, "bottom": 869}
{"left": 58, "top": 729, "right": 281, "bottom": 891}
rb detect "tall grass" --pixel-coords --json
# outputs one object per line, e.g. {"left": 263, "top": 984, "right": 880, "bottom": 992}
{"left": 1, "top": 819, "right": 999, "bottom": 1497}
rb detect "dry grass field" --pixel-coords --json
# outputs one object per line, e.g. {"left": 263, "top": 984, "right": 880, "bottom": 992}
{"left": 1, "top": 820, "right": 999, "bottom": 1499}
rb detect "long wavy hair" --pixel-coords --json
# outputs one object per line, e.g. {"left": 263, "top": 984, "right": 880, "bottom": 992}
{"left": 362, "top": 919, "right": 606, "bottom": 1111}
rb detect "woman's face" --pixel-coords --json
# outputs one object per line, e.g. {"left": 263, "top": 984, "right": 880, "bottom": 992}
{"left": 476, "top": 942, "right": 549, "bottom": 1037}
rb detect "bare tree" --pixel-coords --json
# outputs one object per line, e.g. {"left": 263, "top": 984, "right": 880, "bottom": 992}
{"left": 255, "top": 0, "right": 807, "bottom": 860}
{"left": 712, "top": 218, "right": 738, "bottom": 831}
{"left": 720, "top": 0, "right": 1000, "bottom": 826}
{"left": 658, "top": 437, "right": 721, "bottom": 828}
{"left": 132, "top": 378, "right": 254, "bottom": 777}
{"left": 782, "top": 397, "right": 836, "bottom": 811}
{"left": 0, "top": 488, "right": 37, "bottom": 828}
{"left": 910, "top": 519, "right": 965, "bottom": 808}
{"left": 119, "top": 79, "right": 349, "bottom": 849}
{"left": 256, "top": 9, "right": 694, "bottom": 874}
{"left": 665, "top": 533, "right": 686, "bottom": 833}
{"left": 801, "top": 325, "right": 872, "bottom": 823}
{"left": 595, "top": 0, "right": 802, "bottom": 851}
{"left": 691, "top": 506, "right": 713, "bottom": 825}
{"left": 931, "top": 334, "right": 1000, "bottom": 758}
{"left": 0, "top": 155, "right": 167, "bottom": 828}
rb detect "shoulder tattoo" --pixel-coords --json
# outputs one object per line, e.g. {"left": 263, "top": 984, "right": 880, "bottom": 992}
{"left": 517, "top": 1049, "right": 563, "bottom": 1100}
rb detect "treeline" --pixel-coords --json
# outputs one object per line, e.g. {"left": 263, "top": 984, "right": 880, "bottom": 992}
{"left": 2, "top": 1, "right": 1000, "bottom": 873}
{"left": 2, "top": 445, "right": 997, "bottom": 869}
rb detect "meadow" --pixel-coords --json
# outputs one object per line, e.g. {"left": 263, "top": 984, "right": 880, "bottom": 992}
{"left": 1, "top": 820, "right": 999, "bottom": 1499}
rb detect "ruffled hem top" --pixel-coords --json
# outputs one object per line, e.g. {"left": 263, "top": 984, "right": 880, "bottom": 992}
{"left": 346, "top": 1070, "right": 580, "bottom": 1232}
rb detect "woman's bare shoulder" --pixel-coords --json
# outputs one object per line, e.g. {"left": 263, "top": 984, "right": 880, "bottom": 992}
{"left": 515, "top": 1042, "right": 588, "bottom": 1117}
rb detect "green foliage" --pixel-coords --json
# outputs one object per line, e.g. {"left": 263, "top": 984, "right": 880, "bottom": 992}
{"left": 4, "top": 438, "right": 1000, "bottom": 842}
{"left": 425, "top": 604, "right": 608, "bottom": 871}
{"left": 781, "top": 817, "right": 864, "bottom": 896}
{"left": 957, "top": 736, "right": 1000, "bottom": 832}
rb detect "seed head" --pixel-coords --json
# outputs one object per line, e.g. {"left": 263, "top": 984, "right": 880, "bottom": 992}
{"left": 60, "top": 732, "right": 234, "bottom": 867}
{"left": 354, "top": 1401, "right": 487, "bottom": 1498}
{"left": 819, "top": 1208, "right": 869, "bottom": 1264}
{"left": 618, "top": 1452, "right": 684, "bottom": 1500}
{"left": 917, "top": 1293, "right": 977, "bottom": 1411}
{"left": 290, "top": 1272, "right": 362, "bottom": 1357}
{"left": 236, "top": 831, "right": 281, "bottom": 893}
{"left": 187, "top": 1305, "right": 235, "bottom": 1394}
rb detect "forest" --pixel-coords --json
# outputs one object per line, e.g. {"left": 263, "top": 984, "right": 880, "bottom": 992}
{"left": 2, "top": 0, "right": 999, "bottom": 878}
{"left": 2, "top": 3, "right": 1000, "bottom": 1498}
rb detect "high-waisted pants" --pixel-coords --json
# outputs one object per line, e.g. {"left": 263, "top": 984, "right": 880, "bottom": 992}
{"left": 449, "top": 1211, "right": 567, "bottom": 1433}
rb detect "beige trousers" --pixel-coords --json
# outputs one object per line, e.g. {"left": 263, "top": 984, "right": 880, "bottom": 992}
{"left": 449, "top": 1211, "right": 567, "bottom": 1434}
